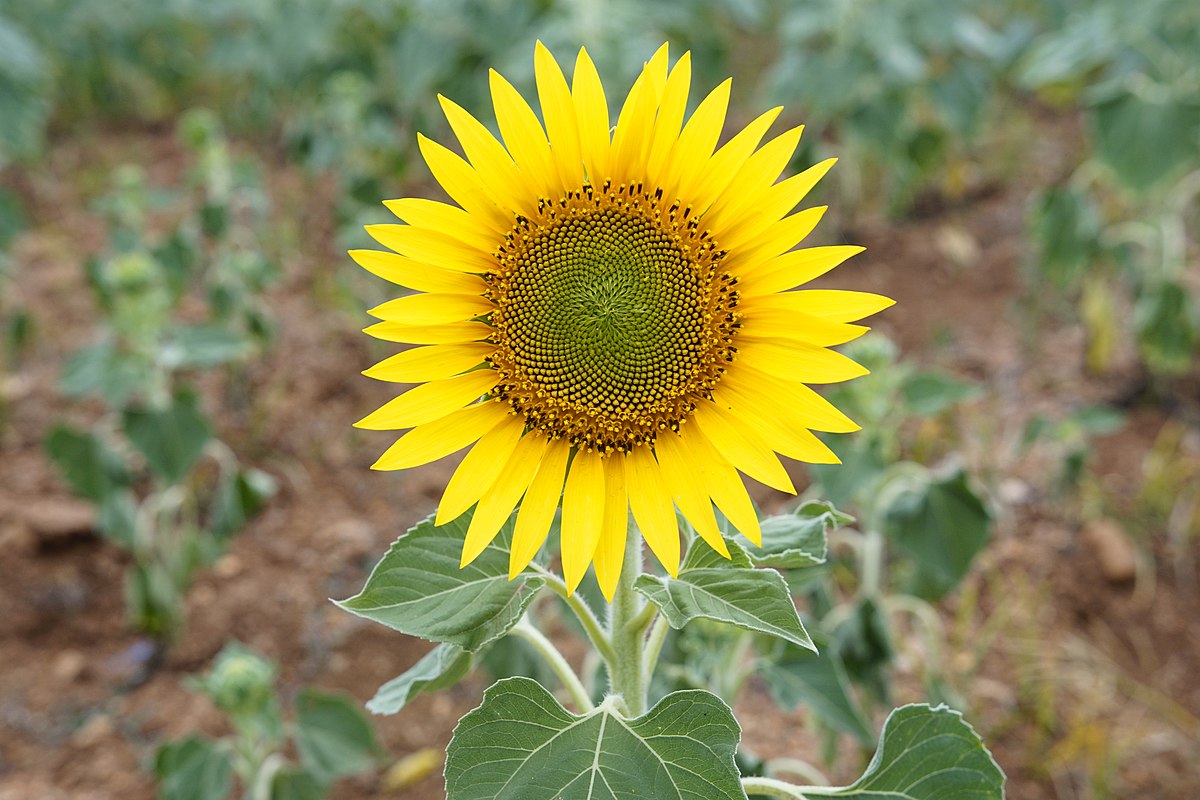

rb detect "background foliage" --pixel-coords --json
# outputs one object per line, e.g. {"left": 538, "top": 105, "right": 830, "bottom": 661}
{"left": 1, "top": 0, "right": 1197, "bottom": 798}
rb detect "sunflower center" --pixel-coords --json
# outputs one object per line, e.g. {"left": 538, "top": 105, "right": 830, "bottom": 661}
{"left": 487, "top": 181, "right": 740, "bottom": 454}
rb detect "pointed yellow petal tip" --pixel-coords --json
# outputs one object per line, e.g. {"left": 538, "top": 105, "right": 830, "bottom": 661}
{"left": 435, "top": 506, "right": 457, "bottom": 528}
{"left": 598, "top": 578, "right": 616, "bottom": 603}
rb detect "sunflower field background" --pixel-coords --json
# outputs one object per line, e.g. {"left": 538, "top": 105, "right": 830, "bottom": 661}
{"left": 1, "top": 0, "right": 1198, "bottom": 798}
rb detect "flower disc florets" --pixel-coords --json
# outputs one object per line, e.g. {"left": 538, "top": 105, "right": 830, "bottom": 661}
{"left": 487, "top": 180, "right": 739, "bottom": 454}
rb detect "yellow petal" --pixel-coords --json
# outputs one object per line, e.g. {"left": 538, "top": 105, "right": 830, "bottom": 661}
{"left": 363, "top": 343, "right": 495, "bottom": 383}
{"left": 417, "top": 134, "right": 511, "bottom": 230}
{"left": 371, "top": 401, "right": 510, "bottom": 471}
{"left": 692, "top": 403, "right": 795, "bottom": 494}
{"left": 439, "top": 94, "right": 534, "bottom": 215}
{"left": 350, "top": 249, "right": 487, "bottom": 293}
{"left": 735, "top": 338, "right": 869, "bottom": 384}
{"left": 716, "top": 159, "right": 838, "bottom": 252}
{"left": 572, "top": 47, "right": 611, "bottom": 183}
{"left": 705, "top": 124, "right": 804, "bottom": 222}
{"left": 682, "top": 107, "right": 782, "bottom": 211}
{"left": 382, "top": 198, "right": 501, "bottom": 250}
{"left": 592, "top": 455, "right": 629, "bottom": 601}
{"left": 510, "top": 436, "right": 569, "bottom": 577}
{"left": 681, "top": 429, "right": 762, "bottom": 547}
{"left": 437, "top": 413, "right": 526, "bottom": 525}
{"left": 659, "top": 78, "right": 730, "bottom": 199}
{"left": 645, "top": 51, "right": 691, "bottom": 183}
{"left": 746, "top": 289, "right": 896, "bottom": 323}
{"left": 355, "top": 369, "right": 498, "bottom": 431}
{"left": 489, "top": 69, "right": 557, "bottom": 199}
{"left": 365, "top": 224, "right": 495, "bottom": 274}
{"left": 739, "top": 306, "right": 869, "bottom": 347}
{"left": 641, "top": 43, "right": 670, "bottom": 104}
{"left": 724, "top": 364, "right": 860, "bottom": 433}
{"left": 367, "top": 293, "right": 492, "bottom": 325}
{"left": 738, "top": 245, "right": 865, "bottom": 295}
{"left": 654, "top": 432, "right": 727, "bottom": 557}
{"left": 723, "top": 206, "right": 827, "bottom": 273}
{"left": 711, "top": 384, "right": 841, "bottom": 464}
{"left": 363, "top": 320, "right": 492, "bottom": 345}
{"left": 561, "top": 449, "right": 605, "bottom": 594}
{"left": 461, "top": 432, "right": 549, "bottom": 567}
{"left": 626, "top": 446, "right": 681, "bottom": 577}
{"left": 534, "top": 41, "right": 585, "bottom": 191}
{"left": 611, "top": 68, "right": 658, "bottom": 181}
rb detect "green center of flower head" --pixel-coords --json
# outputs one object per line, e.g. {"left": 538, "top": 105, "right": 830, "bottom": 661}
{"left": 487, "top": 181, "right": 740, "bottom": 454}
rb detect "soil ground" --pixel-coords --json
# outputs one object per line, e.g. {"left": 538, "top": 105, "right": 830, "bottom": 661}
{"left": 1, "top": 129, "right": 1198, "bottom": 800}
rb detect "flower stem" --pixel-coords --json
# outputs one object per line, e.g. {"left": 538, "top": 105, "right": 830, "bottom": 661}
{"left": 642, "top": 614, "right": 670, "bottom": 683}
{"left": 740, "top": 777, "right": 819, "bottom": 799}
{"left": 511, "top": 617, "right": 594, "bottom": 712}
{"left": 607, "top": 527, "right": 647, "bottom": 717}
{"left": 535, "top": 566, "right": 617, "bottom": 665}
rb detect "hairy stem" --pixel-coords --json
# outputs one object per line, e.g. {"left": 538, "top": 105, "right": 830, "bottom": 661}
{"left": 642, "top": 614, "right": 671, "bottom": 684}
{"left": 511, "top": 618, "right": 594, "bottom": 712}
{"left": 740, "top": 776, "right": 819, "bottom": 799}
{"left": 535, "top": 566, "right": 617, "bottom": 665}
{"left": 608, "top": 528, "right": 647, "bottom": 716}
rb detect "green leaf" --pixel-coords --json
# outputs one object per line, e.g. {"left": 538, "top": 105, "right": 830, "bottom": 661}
{"left": 482, "top": 631, "right": 563, "bottom": 690}
{"left": 739, "top": 501, "right": 845, "bottom": 569}
{"left": 1135, "top": 280, "right": 1198, "bottom": 375}
{"left": 1089, "top": 90, "right": 1200, "bottom": 193}
{"left": 882, "top": 468, "right": 991, "bottom": 600}
{"left": 760, "top": 631, "right": 874, "bottom": 746}
{"left": 44, "top": 424, "right": 130, "bottom": 503}
{"left": 154, "top": 735, "right": 233, "bottom": 800}
{"left": 636, "top": 539, "right": 814, "bottom": 651}
{"left": 901, "top": 372, "right": 979, "bottom": 417}
{"left": 809, "top": 436, "right": 887, "bottom": 510}
{"left": 97, "top": 489, "right": 139, "bottom": 548}
{"left": 59, "top": 340, "right": 146, "bottom": 407}
{"left": 161, "top": 324, "right": 252, "bottom": 369}
{"left": 368, "top": 643, "right": 473, "bottom": 715}
{"left": 121, "top": 392, "right": 212, "bottom": 484}
{"left": 0, "top": 187, "right": 27, "bottom": 250}
{"left": 801, "top": 704, "right": 1005, "bottom": 799}
{"left": 209, "top": 467, "right": 276, "bottom": 539}
{"left": 833, "top": 598, "right": 895, "bottom": 705}
{"left": 444, "top": 677, "right": 744, "bottom": 800}
{"left": 270, "top": 768, "right": 325, "bottom": 800}
{"left": 294, "top": 689, "right": 379, "bottom": 784}
{"left": 1029, "top": 186, "right": 1101, "bottom": 288}
{"left": 336, "top": 512, "right": 545, "bottom": 651}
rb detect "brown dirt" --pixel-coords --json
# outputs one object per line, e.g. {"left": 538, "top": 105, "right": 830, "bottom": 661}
{"left": 1, "top": 128, "right": 1197, "bottom": 800}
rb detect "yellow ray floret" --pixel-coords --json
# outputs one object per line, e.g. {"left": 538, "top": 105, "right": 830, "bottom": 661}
{"left": 353, "top": 43, "right": 891, "bottom": 600}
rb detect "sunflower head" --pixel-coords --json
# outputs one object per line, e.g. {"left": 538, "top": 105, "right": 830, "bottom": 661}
{"left": 354, "top": 42, "right": 893, "bottom": 600}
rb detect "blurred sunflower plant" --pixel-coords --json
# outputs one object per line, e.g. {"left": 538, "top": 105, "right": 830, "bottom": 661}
{"left": 339, "top": 43, "right": 1004, "bottom": 799}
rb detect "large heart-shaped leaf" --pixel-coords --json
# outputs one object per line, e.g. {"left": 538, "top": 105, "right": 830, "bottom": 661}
{"left": 444, "top": 677, "right": 744, "bottom": 800}
{"left": 802, "top": 703, "right": 1005, "bottom": 799}
{"left": 337, "top": 512, "right": 544, "bottom": 651}
{"left": 635, "top": 539, "right": 814, "bottom": 651}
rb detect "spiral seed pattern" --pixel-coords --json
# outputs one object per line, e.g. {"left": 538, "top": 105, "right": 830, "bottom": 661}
{"left": 486, "top": 181, "right": 740, "bottom": 454}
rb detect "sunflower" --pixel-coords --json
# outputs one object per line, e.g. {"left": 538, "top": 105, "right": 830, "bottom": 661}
{"left": 353, "top": 42, "right": 892, "bottom": 600}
